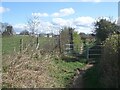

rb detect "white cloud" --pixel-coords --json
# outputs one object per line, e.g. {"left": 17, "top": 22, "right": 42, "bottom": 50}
{"left": 13, "top": 24, "right": 28, "bottom": 34}
{"left": 0, "top": 6, "right": 10, "bottom": 14}
{"left": 52, "top": 16, "right": 95, "bottom": 33}
{"left": 74, "top": 16, "right": 95, "bottom": 27}
{"left": 14, "top": 24, "right": 28, "bottom": 29}
{"left": 38, "top": 21, "right": 54, "bottom": 34}
{"left": 52, "top": 18, "right": 70, "bottom": 26}
{"left": 52, "top": 16, "right": 95, "bottom": 27}
{"left": 13, "top": 21, "right": 55, "bottom": 34}
{"left": 14, "top": 16, "right": 118, "bottom": 34}
{"left": 52, "top": 8, "right": 75, "bottom": 17}
{"left": 32, "top": 13, "right": 49, "bottom": 17}
{"left": 75, "top": 26, "right": 93, "bottom": 34}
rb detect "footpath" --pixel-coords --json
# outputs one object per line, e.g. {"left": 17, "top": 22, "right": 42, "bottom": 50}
{"left": 71, "top": 64, "right": 93, "bottom": 88}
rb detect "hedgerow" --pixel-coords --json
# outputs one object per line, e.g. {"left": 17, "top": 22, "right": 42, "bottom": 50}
{"left": 100, "top": 34, "right": 119, "bottom": 88}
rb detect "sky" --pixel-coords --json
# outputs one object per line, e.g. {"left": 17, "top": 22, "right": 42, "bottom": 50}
{"left": 0, "top": 0, "right": 119, "bottom": 34}
{"left": 1, "top": 0, "right": 120, "bottom": 2}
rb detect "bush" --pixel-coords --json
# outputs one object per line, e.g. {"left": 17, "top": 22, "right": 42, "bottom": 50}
{"left": 2, "top": 25, "right": 14, "bottom": 36}
{"left": 73, "top": 31, "right": 82, "bottom": 53}
{"left": 19, "top": 30, "right": 29, "bottom": 35}
{"left": 100, "top": 34, "right": 119, "bottom": 88}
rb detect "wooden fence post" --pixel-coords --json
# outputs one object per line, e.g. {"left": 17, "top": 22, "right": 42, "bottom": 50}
{"left": 69, "top": 28, "right": 74, "bottom": 51}
{"left": 36, "top": 36, "right": 39, "bottom": 50}
{"left": 20, "top": 39, "right": 23, "bottom": 53}
{"left": 13, "top": 47, "right": 16, "bottom": 52}
{"left": 37, "top": 36, "right": 39, "bottom": 45}
{"left": 87, "top": 47, "right": 89, "bottom": 60}
{"left": 58, "top": 30, "right": 61, "bottom": 54}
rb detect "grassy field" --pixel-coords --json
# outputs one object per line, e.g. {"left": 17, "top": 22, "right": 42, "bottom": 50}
{"left": 2, "top": 35, "right": 30, "bottom": 54}
{"left": 2, "top": 35, "right": 86, "bottom": 88}
{"left": 2, "top": 35, "right": 55, "bottom": 54}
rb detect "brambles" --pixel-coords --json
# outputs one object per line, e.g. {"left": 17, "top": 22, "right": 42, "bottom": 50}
{"left": 2, "top": 49, "right": 57, "bottom": 88}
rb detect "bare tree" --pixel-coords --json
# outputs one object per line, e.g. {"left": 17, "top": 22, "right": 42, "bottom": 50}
{"left": 27, "top": 16, "right": 41, "bottom": 49}
{"left": 27, "top": 16, "right": 40, "bottom": 36}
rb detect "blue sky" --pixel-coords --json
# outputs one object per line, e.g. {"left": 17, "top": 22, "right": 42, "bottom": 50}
{"left": 1, "top": 0, "right": 120, "bottom": 2}
{"left": 0, "top": 2, "right": 119, "bottom": 34}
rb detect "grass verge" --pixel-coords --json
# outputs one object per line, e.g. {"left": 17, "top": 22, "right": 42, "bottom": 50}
{"left": 49, "top": 56, "right": 86, "bottom": 87}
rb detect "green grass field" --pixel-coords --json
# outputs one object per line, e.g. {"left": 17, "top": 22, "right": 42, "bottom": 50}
{"left": 2, "top": 35, "right": 29, "bottom": 54}
{"left": 2, "top": 35, "right": 55, "bottom": 54}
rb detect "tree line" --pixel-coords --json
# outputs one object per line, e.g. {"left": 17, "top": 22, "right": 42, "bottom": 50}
{"left": 1, "top": 17, "right": 119, "bottom": 40}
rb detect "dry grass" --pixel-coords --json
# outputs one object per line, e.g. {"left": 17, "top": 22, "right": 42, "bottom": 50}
{"left": 2, "top": 48, "right": 57, "bottom": 88}
{"left": 2, "top": 43, "right": 85, "bottom": 88}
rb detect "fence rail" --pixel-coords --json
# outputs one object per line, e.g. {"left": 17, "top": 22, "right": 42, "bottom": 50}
{"left": 86, "top": 45, "right": 103, "bottom": 60}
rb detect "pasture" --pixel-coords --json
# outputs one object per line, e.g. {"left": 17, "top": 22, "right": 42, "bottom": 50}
{"left": 2, "top": 35, "right": 55, "bottom": 54}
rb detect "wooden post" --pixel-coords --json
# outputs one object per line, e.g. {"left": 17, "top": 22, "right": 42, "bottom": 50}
{"left": 20, "top": 39, "right": 23, "bottom": 53}
{"left": 35, "top": 35, "right": 39, "bottom": 50}
{"left": 58, "top": 30, "right": 61, "bottom": 54}
{"left": 36, "top": 36, "right": 39, "bottom": 45}
{"left": 87, "top": 47, "right": 89, "bottom": 60}
{"left": 13, "top": 47, "right": 16, "bottom": 52}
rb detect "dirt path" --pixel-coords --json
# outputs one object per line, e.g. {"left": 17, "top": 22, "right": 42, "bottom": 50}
{"left": 71, "top": 64, "right": 93, "bottom": 88}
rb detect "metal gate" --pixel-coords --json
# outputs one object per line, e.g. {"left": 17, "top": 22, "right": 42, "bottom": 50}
{"left": 86, "top": 45, "right": 103, "bottom": 60}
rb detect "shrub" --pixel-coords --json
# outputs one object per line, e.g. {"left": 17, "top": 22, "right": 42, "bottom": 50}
{"left": 73, "top": 31, "right": 82, "bottom": 53}
{"left": 19, "top": 30, "right": 29, "bottom": 35}
{"left": 100, "top": 34, "right": 119, "bottom": 88}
